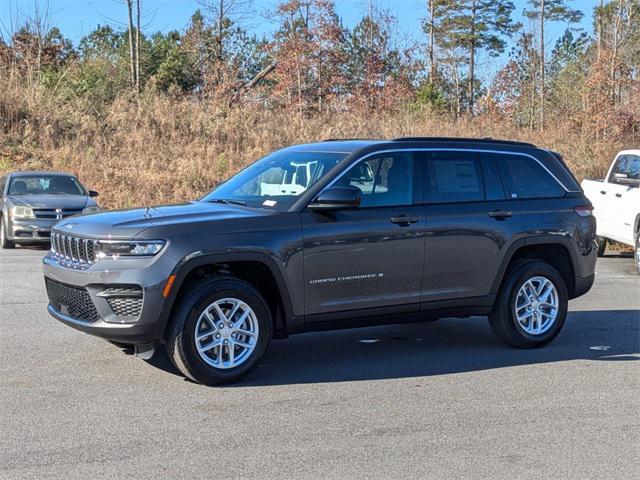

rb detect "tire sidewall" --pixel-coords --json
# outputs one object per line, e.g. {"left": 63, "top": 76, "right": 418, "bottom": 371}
{"left": 506, "top": 262, "right": 568, "bottom": 345}
{"left": 0, "top": 215, "right": 13, "bottom": 248}
{"left": 596, "top": 236, "right": 607, "bottom": 257}
{"left": 635, "top": 233, "right": 640, "bottom": 275}
{"left": 171, "top": 279, "right": 271, "bottom": 385}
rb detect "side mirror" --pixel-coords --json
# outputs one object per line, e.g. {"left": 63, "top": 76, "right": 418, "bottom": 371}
{"left": 612, "top": 173, "right": 639, "bottom": 186}
{"left": 308, "top": 186, "right": 361, "bottom": 211}
{"left": 89, "top": 190, "right": 99, "bottom": 197}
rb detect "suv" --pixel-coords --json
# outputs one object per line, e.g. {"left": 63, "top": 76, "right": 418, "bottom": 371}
{"left": 43, "top": 138, "right": 597, "bottom": 385}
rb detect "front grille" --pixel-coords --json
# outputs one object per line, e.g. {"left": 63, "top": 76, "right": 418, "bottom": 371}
{"left": 45, "top": 278, "right": 99, "bottom": 323}
{"left": 51, "top": 233, "right": 96, "bottom": 265}
{"left": 34, "top": 209, "right": 82, "bottom": 219}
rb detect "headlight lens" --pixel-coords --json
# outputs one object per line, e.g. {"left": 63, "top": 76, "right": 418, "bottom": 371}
{"left": 95, "top": 240, "right": 165, "bottom": 259}
{"left": 11, "top": 206, "right": 35, "bottom": 219}
{"left": 82, "top": 206, "right": 100, "bottom": 214}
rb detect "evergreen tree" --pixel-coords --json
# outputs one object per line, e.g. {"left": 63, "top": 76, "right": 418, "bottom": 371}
{"left": 524, "top": 0, "right": 583, "bottom": 129}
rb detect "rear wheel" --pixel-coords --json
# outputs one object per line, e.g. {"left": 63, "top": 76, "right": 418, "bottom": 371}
{"left": 0, "top": 216, "right": 15, "bottom": 249}
{"left": 489, "top": 260, "right": 568, "bottom": 348}
{"left": 166, "top": 277, "right": 272, "bottom": 385}
{"left": 635, "top": 233, "right": 640, "bottom": 275}
{"left": 596, "top": 236, "right": 607, "bottom": 257}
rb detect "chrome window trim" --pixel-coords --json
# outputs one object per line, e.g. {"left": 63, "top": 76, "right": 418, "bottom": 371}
{"left": 319, "top": 148, "right": 576, "bottom": 196}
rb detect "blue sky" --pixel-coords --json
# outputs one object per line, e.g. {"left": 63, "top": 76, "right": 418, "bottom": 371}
{"left": 0, "top": 0, "right": 598, "bottom": 77}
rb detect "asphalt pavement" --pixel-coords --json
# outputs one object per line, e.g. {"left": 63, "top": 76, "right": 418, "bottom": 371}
{"left": 1, "top": 245, "right": 638, "bottom": 479}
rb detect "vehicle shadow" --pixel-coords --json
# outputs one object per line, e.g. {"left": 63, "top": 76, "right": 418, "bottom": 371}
{"left": 146, "top": 309, "right": 640, "bottom": 386}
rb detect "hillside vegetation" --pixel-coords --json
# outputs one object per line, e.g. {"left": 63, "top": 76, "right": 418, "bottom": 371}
{"left": 1, "top": 0, "right": 638, "bottom": 208}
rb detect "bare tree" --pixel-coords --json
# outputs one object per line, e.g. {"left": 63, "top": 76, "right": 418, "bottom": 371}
{"left": 135, "top": 0, "right": 141, "bottom": 93}
{"left": 125, "top": 0, "right": 135, "bottom": 88}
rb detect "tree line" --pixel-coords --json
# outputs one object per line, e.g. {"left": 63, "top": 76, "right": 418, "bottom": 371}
{"left": 1, "top": 0, "right": 638, "bottom": 140}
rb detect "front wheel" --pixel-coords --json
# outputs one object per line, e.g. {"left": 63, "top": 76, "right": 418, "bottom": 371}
{"left": 0, "top": 216, "right": 15, "bottom": 249}
{"left": 489, "top": 260, "right": 568, "bottom": 348}
{"left": 635, "top": 233, "right": 640, "bottom": 275}
{"left": 166, "top": 277, "right": 272, "bottom": 385}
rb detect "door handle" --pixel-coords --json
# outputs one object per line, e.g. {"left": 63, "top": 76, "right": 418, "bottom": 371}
{"left": 390, "top": 215, "right": 419, "bottom": 226}
{"left": 615, "top": 193, "right": 622, "bottom": 198}
{"left": 488, "top": 210, "right": 513, "bottom": 219}
{"left": 600, "top": 190, "right": 607, "bottom": 195}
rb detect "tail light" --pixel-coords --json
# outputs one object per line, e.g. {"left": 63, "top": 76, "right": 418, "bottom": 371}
{"left": 574, "top": 205, "right": 593, "bottom": 217}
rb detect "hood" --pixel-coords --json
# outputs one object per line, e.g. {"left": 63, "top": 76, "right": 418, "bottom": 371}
{"left": 9, "top": 194, "right": 91, "bottom": 210}
{"left": 53, "top": 201, "right": 268, "bottom": 239}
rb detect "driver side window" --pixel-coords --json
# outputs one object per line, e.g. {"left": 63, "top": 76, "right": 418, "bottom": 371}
{"left": 337, "top": 153, "right": 414, "bottom": 207}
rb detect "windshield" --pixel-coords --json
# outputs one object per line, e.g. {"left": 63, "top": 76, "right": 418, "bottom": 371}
{"left": 202, "top": 150, "right": 349, "bottom": 211}
{"left": 8, "top": 175, "right": 86, "bottom": 196}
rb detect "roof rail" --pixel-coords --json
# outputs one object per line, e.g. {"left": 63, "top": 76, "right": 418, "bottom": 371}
{"left": 391, "top": 136, "right": 535, "bottom": 147}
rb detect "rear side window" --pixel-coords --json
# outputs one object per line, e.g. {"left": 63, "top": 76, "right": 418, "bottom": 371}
{"left": 494, "top": 153, "right": 565, "bottom": 199}
{"left": 422, "top": 151, "right": 484, "bottom": 203}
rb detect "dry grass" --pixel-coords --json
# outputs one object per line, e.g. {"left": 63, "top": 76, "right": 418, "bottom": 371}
{"left": 0, "top": 88, "right": 631, "bottom": 209}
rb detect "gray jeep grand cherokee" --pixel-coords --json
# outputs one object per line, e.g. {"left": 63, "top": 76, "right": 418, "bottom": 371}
{"left": 43, "top": 138, "right": 597, "bottom": 385}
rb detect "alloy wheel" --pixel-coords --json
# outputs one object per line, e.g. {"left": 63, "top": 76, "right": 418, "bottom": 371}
{"left": 194, "top": 298, "right": 260, "bottom": 369}
{"left": 514, "top": 276, "right": 559, "bottom": 335}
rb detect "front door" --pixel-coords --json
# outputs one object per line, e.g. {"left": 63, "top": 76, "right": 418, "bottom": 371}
{"left": 301, "top": 152, "right": 425, "bottom": 316}
{"left": 607, "top": 153, "right": 640, "bottom": 244}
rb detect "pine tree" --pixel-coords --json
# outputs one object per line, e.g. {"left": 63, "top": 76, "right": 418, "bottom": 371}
{"left": 524, "top": 0, "right": 583, "bottom": 130}
{"left": 440, "top": 0, "right": 519, "bottom": 114}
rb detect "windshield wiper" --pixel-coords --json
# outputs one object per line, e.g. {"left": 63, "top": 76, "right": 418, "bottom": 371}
{"left": 207, "top": 198, "right": 247, "bottom": 206}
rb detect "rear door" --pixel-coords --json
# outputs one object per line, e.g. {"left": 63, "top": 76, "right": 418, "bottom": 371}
{"left": 301, "top": 151, "right": 426, "bottom": 316}
{"left": 420, "top": 150, "right": 523, "bottom": 303}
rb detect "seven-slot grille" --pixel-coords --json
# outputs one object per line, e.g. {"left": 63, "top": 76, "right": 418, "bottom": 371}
{"left": 51, "top": 232, "right": 96, "bottom": 264}
{"left": 45, "top": 278, "right": 99, "bottom": 323}
{"left": 34, "top": 208, "right": 82, "bottom": 219}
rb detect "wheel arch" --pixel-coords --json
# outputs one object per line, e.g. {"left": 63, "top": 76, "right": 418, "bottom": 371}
{"left": 158, "top": 252, "right": 297, "bottom": 339}
{"left": 492, "top": 237, "right": 580, "bottom": 299}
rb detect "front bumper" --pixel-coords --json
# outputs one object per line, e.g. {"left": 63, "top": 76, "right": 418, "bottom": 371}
{"left": 8, "top": 217, "right": 56, "bottom": 242}
{"left": 43, "top": 251, "right": 177, "bottom": 344}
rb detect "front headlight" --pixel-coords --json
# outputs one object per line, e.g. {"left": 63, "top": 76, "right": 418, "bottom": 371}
{"left": 11, "top": 206, "right": 35, "bottom": 219}
{"left": 95, "top": 240, "right": 165, "bottom": 259}
{"left": 82, "top": 206, "right": 100, "bottom": 214}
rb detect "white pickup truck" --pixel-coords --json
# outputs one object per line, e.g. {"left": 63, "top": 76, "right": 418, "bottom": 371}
{"left": 581, "top": 150, "right": 640, "bottom": 274}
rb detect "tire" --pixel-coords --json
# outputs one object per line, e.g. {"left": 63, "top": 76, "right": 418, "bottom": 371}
{"left": 596, "top": 236, "right": 607, "bottom": 257}
{"left": 489, "top": 260, "right": 568, "bottom": 348}
{"left": 635, "top": 233, "right": 640, "bottom": 275}
{"left": 166, "top": 276, "right": 272, "bottom": 385}
{"left": 0, "top": 215, "right": 15, "bottom": 249}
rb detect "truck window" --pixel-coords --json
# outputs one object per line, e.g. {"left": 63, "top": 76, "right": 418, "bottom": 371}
{"left": 609, "top": 154, "right": 640, "bottom": 184}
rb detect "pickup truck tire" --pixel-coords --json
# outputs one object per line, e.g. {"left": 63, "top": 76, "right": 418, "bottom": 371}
{"left": 489, "top": 260, "right": 568, "bottom": 348}
{"left": 0, "top": 216, "right": 15, "bottom": 249}
{"left": 596, "top": 236, "right": 607, "bottom": 257}
{"left": 166, "top": 277, "right": 272, "bottom": 385}
{"left": 635, "top": 233, "right": 640, "bottom": 275}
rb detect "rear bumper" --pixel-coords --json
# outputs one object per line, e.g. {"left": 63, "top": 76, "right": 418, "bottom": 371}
{"left": 572, "top": 273, "right": 595, "bottom": 299}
